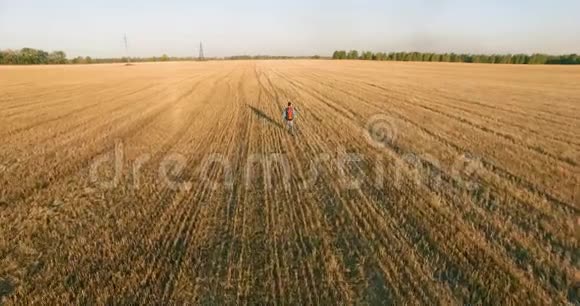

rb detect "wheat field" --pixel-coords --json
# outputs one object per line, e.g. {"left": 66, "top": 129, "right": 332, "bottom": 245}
{"left": 0, "top": 60, "right": 578, "bottom": 304}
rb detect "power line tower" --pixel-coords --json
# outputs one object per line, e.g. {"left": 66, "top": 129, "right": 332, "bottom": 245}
{"left": 198, "top": 42, "right": 205, "bottom": 61}
{"left": 124, "top": 34, "right": 131, "bottom": 64}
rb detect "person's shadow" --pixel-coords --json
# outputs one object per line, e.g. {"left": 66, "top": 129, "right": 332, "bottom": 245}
{"left": 248, "top": 105, "right": 284, "bottom": 130}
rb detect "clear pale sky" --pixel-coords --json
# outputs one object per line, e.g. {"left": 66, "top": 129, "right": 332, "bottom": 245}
{"left": 0, "top": 0, "right": 578, "bottom": 58}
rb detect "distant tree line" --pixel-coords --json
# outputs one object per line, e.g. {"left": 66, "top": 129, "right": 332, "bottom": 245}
{"left": 332, "top": 50, "right": 580, "bottom": 65}
{"left": 0, "top": 48, "right": 68, "bottom": 64}
{"left": 83, "top": 55, "right": 202, "bottom": 64}
{"left": 0, "top": 48, "right": 327, "bottom": 65}
{"left": 0, "top": 48, "right": 209, "bottom": 65}
{"left": 225, "top": 55, "right": 322, "bottom": 60}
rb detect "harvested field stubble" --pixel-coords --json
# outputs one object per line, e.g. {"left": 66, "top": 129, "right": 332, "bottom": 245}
{"left": 0, "top": 60, "right": 578, "bottom": 304}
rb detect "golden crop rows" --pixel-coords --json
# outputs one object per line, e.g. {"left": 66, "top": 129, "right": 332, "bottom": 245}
{"left": 0, "top": 61, "right": 578, "bottom": 304}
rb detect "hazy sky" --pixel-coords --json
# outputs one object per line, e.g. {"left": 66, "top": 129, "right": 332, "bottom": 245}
{"left": 0, "top": 0, "right": 578, "bottom": 58}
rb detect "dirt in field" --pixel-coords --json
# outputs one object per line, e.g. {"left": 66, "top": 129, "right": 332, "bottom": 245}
{"left": 0, "top": 60, "right": 579, "bottom": 304}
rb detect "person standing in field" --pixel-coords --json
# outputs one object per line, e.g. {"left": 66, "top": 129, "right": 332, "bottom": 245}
{"left": 283, "top": 102, "right": 298, "bottom": 135}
